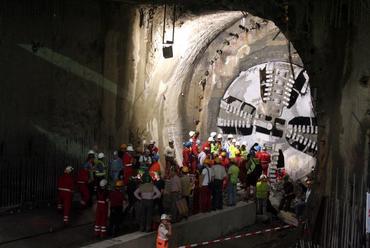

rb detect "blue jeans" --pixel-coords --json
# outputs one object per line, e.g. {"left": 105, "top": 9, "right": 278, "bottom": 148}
{"left": 227, "top": 183, "right": 237, "bottom": 206}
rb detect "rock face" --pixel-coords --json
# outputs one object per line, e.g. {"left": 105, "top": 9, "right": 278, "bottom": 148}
{"left": 0, "top": 0, "right": 369, "bottom": 247}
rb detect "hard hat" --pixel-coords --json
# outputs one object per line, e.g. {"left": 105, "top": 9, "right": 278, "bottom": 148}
{"left": 227, "top": 134, "right": 234, "bottom": 139}
{"left": 235, "top": 142, "right": 240, "bottom": 146}
{"left": 189, "top": 131, "right": 195, "bottom": 137}
{"left": 208, "top": 137, "right": 214, "bottom": 142}
{"left": 255, "top": 145, "right": 261, "bottom": 151}
{"left": 217, "top": 134, "right": 223, "bottom": 139}
{"left": 196, "top": 139, "right": 201, "bottom": 145}
{"left": 113, "top": 150, "right": 118, "bottom": 156}
{"left": 210, "top": 132, "right": 217, "bottom": 138}
{"left": 235, "top": 150, "right": 241, "bottom": 156}
{"left": 203, "top": 159, "right": 211, "bottom": 165}
{"left": 182, "top": 166, "right": 189, "bottom": 173}
{"left": 214, "top": 157, "right": 220, "bottom": 164}
{"left": 64, "top": 166, "right": 73, "bottom": 173}
{"left": 88, "top": 150, "right": 95, "bottom": 155}
{"left": 204, "top": 146, "right": 210, "bottom": 151}
{"left": 127, "top": 145, "right": 134, "bottom": 152}
{"left": 97, "top": 153, "right": 104, "bottom": 159}
{"left": 232, "top": 138, "right": 237, "bottom": 143}
{"left": 221, "top": 151, "right": 227, "bottom": 157}
{"left": 242, "top": 141, "right": 247, "bottom": 146}
{"left": 259, "top": 174, "right": 267, "bottom": 180}
{"left": 120, "top": 144, "right": 127, "bottom": 150}
{"left": 115, "top": 180, "right": 124, "bottom": 187}
{"left": 160, "top": 214, "right": 171, "bottom": 221}
{"left": 99, "top": 179, "right": 108, "bottom": 187}
{"left": 150, "top": 140, "right": 155, "bottom": 144}
{"left": 169, "top": 139, "right": 174, "bottom": 143}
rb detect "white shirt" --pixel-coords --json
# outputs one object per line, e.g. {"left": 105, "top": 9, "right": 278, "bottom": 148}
{"left": 158, "top": 223, "right": 169, "bottom": 240}
{"left": 201, "top": 167, "right": 213, "bottom": 186}
{"left": 212, "top": 164, "right": 227, "bottom": 180}
{"left": 165, "top": 146, "right": 176, "bottom": 158}
{"left": 198, "top": 151, "right": 207, "bottom": 166}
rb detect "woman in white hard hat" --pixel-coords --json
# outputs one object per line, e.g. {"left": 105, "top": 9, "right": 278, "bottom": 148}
{"left": 156, "top": 214, "right": 172, "bottom": 248}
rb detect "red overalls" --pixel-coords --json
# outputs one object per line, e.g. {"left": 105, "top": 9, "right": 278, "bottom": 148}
{"left": 77, "top": 168, "right": 90, "bottom": 207}
{"left": 123, "top": 152, "right": 133, "bottom": 185}
{"left": 95, "top": 189, "right": 109, "bottom": 237}
{"left": 191, "top": 142, "right": 199, "bottom": 173}
{"left": 57, "top": 173, "right": 74, "bottom": 224}
{"left": 182, "top": 147, "right": 191, "bottom": 167}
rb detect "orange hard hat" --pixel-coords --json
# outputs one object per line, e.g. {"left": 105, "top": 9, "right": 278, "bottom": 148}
{"left": 182, "top": 166, "right": 189, "bottom": 173}
{"left": 203, "top": 159, "right": 211, "bottom": 165}
{"left": 120, "top": 144, "right": 127, "bottom": 150}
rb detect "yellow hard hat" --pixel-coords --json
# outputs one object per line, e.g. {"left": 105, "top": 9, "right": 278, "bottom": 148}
{"left": 221, "top": 152, "right": 227, "bottom": 157}
{"left": 214, "top": 157, "right": 220, "bottom": 164}
{"left": 115, "top": 180, "right": 124, "bottom": 187}
{"left": 182, "top": 166, "right": 189, "bottom": 173}
{"left": 235, "top": 150, "right": 241, "bottom": 156}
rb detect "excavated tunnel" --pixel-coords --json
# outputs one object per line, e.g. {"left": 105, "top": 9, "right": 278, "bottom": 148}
{"left": 0, "top": 0, "right": 369, "bottom": 248}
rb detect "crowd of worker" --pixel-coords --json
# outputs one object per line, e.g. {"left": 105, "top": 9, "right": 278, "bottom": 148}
{"left": 57, "top": 130, "right": 313, "bottom": 244}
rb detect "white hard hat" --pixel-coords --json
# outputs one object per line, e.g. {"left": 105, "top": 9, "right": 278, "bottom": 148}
{"left": 169, "top": 139, "right": 174, "bottom": 143}
{"left": 242, "top": 141, "right": 247, "bottom": 146}
{"left": 189, "top": 131, "right": 195, "bottom": 137}
{"left": 227, "top": 134, "right": 234, "bottom": 139}
{"left": 232, "top": 138, "right": 237, "bottom": 143}
{"left": 99, "top": 179, "right": 108, "bottom": 187}
{"left": 160, "top": 214, "right": 171, "bottom": 221}
{"left": 113, "top": 150, "right": 118, "bottom": 156}
{"left": 235, "top": 142, "right": 240, "bottom": 146}
{"left": 150, "top": 140, "right": 155, "bottom": 144}
{"left": 259, "top": 174, "right": 267, "bottom": 180}
{"left": 217, "top": 134, "right": 223, "bottom": 139}
{"left": 64, "top": 166, "right": 73, "bottom": 173}
{"left": 97, "top": 153, "right": 105, "bottom": 159}
{"left": 127, "top": 145, "right": 134, "bottom": 152}
{"left": 208, "top": 137, "right": 214, "bottom": 142}
{"left": 196, "top": 139, "right": 201, "bottom": 145}
{"left": 210, "top": 132, "right": 217, "bottom": 138}
{"left": 88, "top": 150, "right": 95, "bottom": 155}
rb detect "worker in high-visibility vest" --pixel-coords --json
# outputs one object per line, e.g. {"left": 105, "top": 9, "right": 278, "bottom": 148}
{"left": 156, "top": 214, "right": 172, "bottom": 248}
{"left": 57, "top": 166, "right": 74, "bottom": 225}
{"left": 256, "top": 174, "right": 269, "bottom": 215}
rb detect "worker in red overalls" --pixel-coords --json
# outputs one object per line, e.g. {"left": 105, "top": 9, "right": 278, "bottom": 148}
{"left": 95, "top": 179, "right": 109, "bottom": 238}
{"left": 77, "top": 163, "right": 90, "bottom": 209}
{"left": 123, "top": 145, "right": 134, "bottom": 186}
{"left": 255, "top": 147, "right": 271, "bottom": 176}
{"left": 57, "top": 166, "right": 74, "bottom": 225}
{"left": 220, "top": 151, "right": 230, "bottom": 169}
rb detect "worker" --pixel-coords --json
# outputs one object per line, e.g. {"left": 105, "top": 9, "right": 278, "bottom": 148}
{"left": 255, "top": 146, "right": 271, "bottom": 176}
{"left": 279, "top": 175, "right": 295, "bottom": 211}
{"left": 57, "top": 166, "right": 74, "bottom": 225}
{"left": 240, "top": 143, "right": 248, "bottom": 158}
{"left": 200, "top": 159, "right": 213, "bottom": 212}
{"left": 245, "top": 154, "right": 262, "bottom": 200}
{"left": 228, "top": 139, "right": 238, "bottom": 158}
{"left": 227, "top": 161, "right": 240, "bottom": 206}
{"left": 256, "top": 174, "right": 269, "bottom": 215}
{"left": 95, "top": 153, "right": 107, "bottom": 187}
{"left": 156, "top": 214, "right": 172, "bottom": 248}
{"left": 149, "top": 155, "right": 161, "bottom": 180}
{"left": 109, "top": 180, "right": 125, "bottom": 236}
{"left": 95, "top": 179, "right": 109, "bottom": 238}
{"left": 134, "top": 173, "right": 161, "bottom": 232}
{"left": 197, "top": 146, "right": 209, "bottom": 170}
{"left": 202, "top": 136, "right": 214, "bottom": 151}
{"left": 180, "top": 166, "right": 192, "bottom": 210}
{"left": 77, "top": 161, "right": 91, "bottom": 208}
{"left": 123, "top": 145, "right": 134, "bottom": 186}
{"left": 139, "top": 149, "right": 152, "bottom": 173}
{"left": 164, "top": 140, "right": 176, "bottom": 178}
{"left": 110, "top": 151, "right": 122, "bottom": 185}
{"left": 211, "top": 157, "right": 227, "bottom": 210}
{"left": 211, "top": 134, "right": 222, "bottom": 154}
{"left": 223, "top": 134, "right": 234, "bottom": 153}
{"left": 148, "top": 140, "right": 159, "bottom": 157}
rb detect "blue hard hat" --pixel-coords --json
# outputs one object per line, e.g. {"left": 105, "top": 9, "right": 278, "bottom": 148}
{"left": 255, "top": 145, "right": 261, "bottom": 151}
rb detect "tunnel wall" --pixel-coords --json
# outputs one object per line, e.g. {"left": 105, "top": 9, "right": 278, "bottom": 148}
{"left": 0, "top": 0, "right": 136, "bottom": 209}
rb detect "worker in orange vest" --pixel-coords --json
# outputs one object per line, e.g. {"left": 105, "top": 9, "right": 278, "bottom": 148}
{"left": 57, "top": 166, "right": 74, "bottom": 225}
{"left": 156, "top": 214, "right": 172, "bottom": 248}
{"left": 95, "top": 179, "right": 109, "bottom": 238}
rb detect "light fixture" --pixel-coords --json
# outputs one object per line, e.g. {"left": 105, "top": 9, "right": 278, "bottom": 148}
{"left": 162, "top": 3, "right": 176, "bottom": 59}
